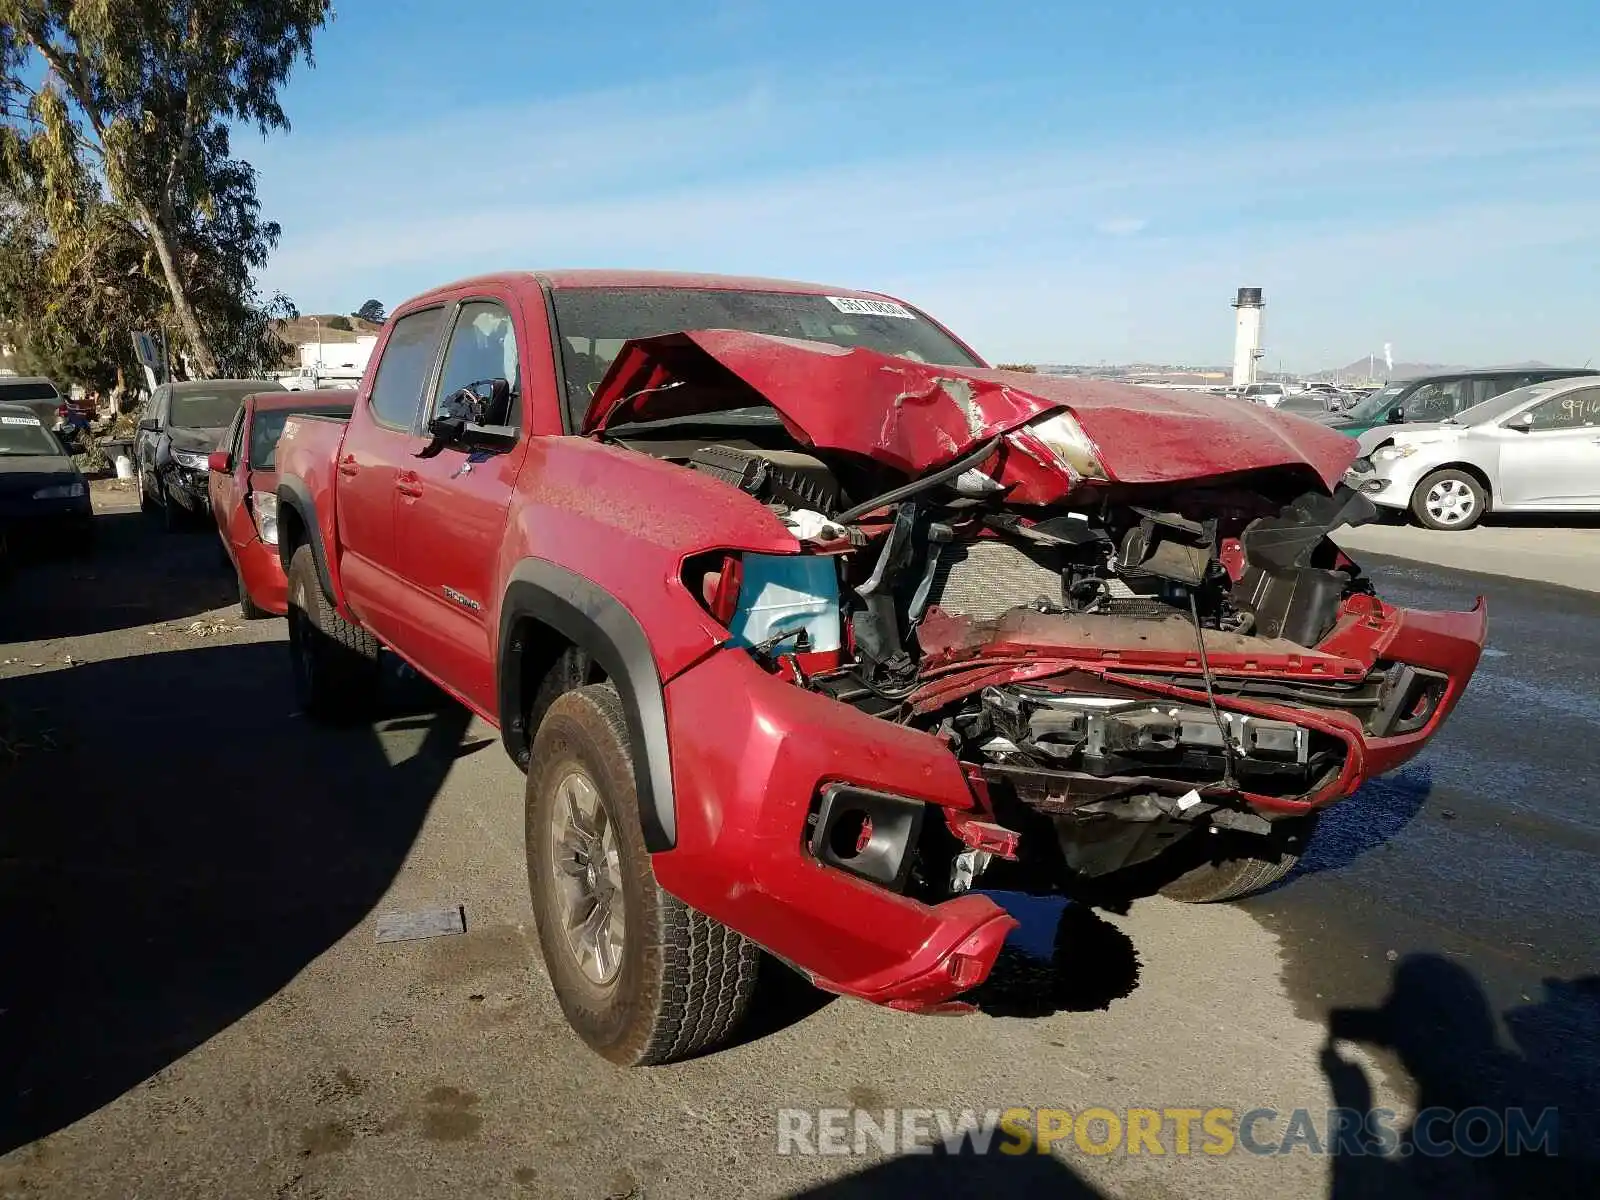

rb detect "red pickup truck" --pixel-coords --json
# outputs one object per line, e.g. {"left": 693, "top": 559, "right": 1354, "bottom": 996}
{"left": 275, "top": 270, "right": 1485, "bottom": 1065}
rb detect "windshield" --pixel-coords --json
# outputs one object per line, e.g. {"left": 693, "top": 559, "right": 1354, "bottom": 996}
{"left": 1343, "top": 382, "right": 1409, "bottom": 423}
{"left": 0, "top": 413, "right": 66, "bottom": 456}
{"left": 170, "top": 383, "right": 280, "bottom": 429}
{"left": 250, "top": 403, "right": 351, "bottom": 470}
{"left": 1449, "top": 382, "right": 1564, "bottom": 427}
{"left": 550, "top": 287, "right": 981, "bottom": 424}
{"left": 0, "top": 382, "right": 60, "bottom": 403}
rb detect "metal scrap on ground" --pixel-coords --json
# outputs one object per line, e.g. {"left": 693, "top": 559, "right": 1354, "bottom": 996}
{"left": 374, "top": 905, "right": 468, "bottom": 943}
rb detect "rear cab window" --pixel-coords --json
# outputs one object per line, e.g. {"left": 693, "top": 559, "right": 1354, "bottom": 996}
{"left": 250, "top": 404, "right": 353, "bottom": 470}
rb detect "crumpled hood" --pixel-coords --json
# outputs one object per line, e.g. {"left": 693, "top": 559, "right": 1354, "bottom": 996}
{"left": 167, "top": 426, "right": 228, "bottom": 454}
{"left": 585, "top": 330, "right": 1358, "bottom": 492}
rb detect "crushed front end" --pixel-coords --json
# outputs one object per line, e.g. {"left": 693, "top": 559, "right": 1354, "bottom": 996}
{"left": 595, "top": 334, "right": 1487, "bottom": 1008}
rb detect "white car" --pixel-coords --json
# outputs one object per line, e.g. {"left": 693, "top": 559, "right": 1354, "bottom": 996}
{"left": 1347, "top": 376, "right": 1600, "bottom": 529}
{"left": 1240, "top": 382, "right": 1287, "bottom": 408}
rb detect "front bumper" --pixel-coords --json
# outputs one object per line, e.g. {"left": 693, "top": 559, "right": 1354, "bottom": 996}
{"left": 0, "top": 499, "right": 93, "bottom": 546}
{"left": 652, "top": 593, "right": 1484, "bottom": 1008}
{"left": 164, "top": 466, "right": 212, "bottom": 512}
{"left": 1345, "top": 456, "right": 1432, "bottom": 510}
{"left": 237, "top": 536, "right": 289, "bottom": 615}
{"left": 656, "top": 649, "right": 1016, "bottom": 1011}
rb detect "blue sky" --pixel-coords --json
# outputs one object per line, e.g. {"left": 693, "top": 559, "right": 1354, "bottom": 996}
{"left": 249, "top": 0, "right": 1600, "bottom": 370}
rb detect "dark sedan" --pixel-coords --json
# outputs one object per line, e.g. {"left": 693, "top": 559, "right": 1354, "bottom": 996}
{"left": 135, "top": 378, "right": 284, "bottom": 529}
{"left": 0, "top": 402, "right": 93, "bottom": 555}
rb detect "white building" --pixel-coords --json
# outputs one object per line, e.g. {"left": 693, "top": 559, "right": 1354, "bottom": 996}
{"left": 299, "top": 334, "right": 377, "bottom": 374}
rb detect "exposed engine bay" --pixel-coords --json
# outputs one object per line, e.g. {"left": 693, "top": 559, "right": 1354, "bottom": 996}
{"left": 605, "top": 403, "right": 1393, "bottom": 899}
{"left": 582, "top": 332, "right": 1468, "bottom": 908}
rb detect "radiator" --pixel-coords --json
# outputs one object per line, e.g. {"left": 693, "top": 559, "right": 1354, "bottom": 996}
{"left": 926, "top": 540, "right": 1062, "bottom": 621}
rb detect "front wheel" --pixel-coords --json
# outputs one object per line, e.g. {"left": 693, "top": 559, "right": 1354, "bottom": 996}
{"left": 238, "top": 568, "right": 269, "bottom": 620}
{"left": 1411, "top": 468, "right": 1486, "bottom": 531}
{"left": 1158, "top": 818, "right": 1317, "bottom": 903}
{"left": 526, "top": 684, "right": 759, "bottom": 1065}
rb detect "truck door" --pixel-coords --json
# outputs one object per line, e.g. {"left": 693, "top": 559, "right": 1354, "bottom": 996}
{"left": 393, "top": 297, "right": 531, "bottom": 713}
{"left": 334, "top": 306, "right": 448, "bottom": 643}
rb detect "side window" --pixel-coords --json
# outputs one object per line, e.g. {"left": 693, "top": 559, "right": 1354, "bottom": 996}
{"left": 429, "top": 301, "right": 520, "bottom": 426}
{"left": 1526, "top": 388, "right": 1600, "bottom": 431}
{"left": 1407, "top": 380, "right": 1467, "bottom": 420}
{"left": 369, "top": 308, "right": 447, "bottom": 428}
{"left": 1399, "top": 382, "right": 1439, "bottom": 416}
{"left": 226, "top": 409, "right": 246, "bottom": 461}
{"left": 151, "top": 386, "right": 169, "bottom": 425}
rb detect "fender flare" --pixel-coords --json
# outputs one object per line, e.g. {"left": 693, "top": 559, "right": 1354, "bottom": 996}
{"left": 499, "top": 559, "right": 676, "bottom": 852}
{"left": 275, "top": 476, "right": 337, "bottom": 604}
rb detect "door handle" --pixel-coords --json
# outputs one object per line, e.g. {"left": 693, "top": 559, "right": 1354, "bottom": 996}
{"left": 395, "top": 471, "right": 424, "bottom": 498}
{"left": 337, "top": 455, "right": 360, "bottom": 478}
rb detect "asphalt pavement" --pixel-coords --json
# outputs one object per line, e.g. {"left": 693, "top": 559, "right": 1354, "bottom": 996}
{"left": 1, "top": 488, "right": 1595, "bottom": 1200}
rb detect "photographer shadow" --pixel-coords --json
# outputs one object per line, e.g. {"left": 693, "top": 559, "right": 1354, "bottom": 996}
{"left": 1322, "top": 953, "right": 1599, "bottom": 1199}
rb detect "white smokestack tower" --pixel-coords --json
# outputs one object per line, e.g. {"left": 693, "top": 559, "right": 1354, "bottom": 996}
{"left": 1231, "top": 287, "right": 1266, "bottom": 388}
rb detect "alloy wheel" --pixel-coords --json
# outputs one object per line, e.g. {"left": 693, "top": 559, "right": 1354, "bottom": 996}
{"left": 548, "top": 767, "right": 626, "bottom": 986}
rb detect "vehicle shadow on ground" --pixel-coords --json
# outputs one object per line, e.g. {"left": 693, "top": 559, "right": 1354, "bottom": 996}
{"left": 784, "top": 1147, "right": 1106, "bottom": 1198}
{"left": 0, "top": 641, "right": 470, "bottom": 1155}
{"left": 0, "top": 508, "right": 235, "bottom": 641}
{"left": 728, "top": 893, "right": 1142, "bottom": 1048}
{"left": 1321, "top": 954, "right": 1599, "bottom": 1199}
{"left": 963, "top": 895, "right": 1141, "bottom": 1017}
{"left": 1275, "top": 764, "right": 1433, "bottom": 890}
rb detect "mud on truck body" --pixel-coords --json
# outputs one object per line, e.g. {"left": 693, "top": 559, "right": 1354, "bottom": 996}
{"left": 273, "top": 271, "right": 1486, "bottom": 1065}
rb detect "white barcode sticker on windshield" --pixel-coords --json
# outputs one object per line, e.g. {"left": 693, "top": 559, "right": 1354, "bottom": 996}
{"left": 825, "top": 296, "right": 916, "bottom": 319}
{"left": 1, "top": 415, "right": 41, "bottom": 425}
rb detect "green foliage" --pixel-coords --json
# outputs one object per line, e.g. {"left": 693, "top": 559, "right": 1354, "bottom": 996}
{"left": 355, "top": 298, "right": 384, "bottom": 323}
{"left": 0, "top": 0, "right": 330, "bottom": 379}
{"left": 326, "top": 314, "right": 351, "bottom": 331}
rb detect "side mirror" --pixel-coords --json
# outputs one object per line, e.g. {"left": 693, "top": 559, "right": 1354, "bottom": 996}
{"left": 207, "top": 450, "right": 232, "bottom": 472}
{"left": 1386, "top": 406, "right": 1404, "bottom": 424}
{"left": 1506, "top": 411, "right": 1534, "bottom": 431}
{"left": 438, "top": 379, "right": 512, "bottom": 427}
{"left": 138, "top": 417, "right": 159, "bottom": 433}
{"left": 418, "top": 415, "right": 518, "bottom": 458}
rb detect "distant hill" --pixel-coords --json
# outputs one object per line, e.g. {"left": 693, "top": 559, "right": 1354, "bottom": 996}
{"left": 1318, "top": 357, "right": 1563, "bottom": 381}
{"left": 274, "top": 314, "right": 383, "bottom": 346}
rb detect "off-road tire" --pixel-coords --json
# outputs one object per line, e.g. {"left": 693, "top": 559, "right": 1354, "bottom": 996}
{"left": 286, "top": 544, "right": 379, "bottom": 720}
{"left": 526, "top": 684, "right": 759, "bottom": 1065}
{"left": 1158, "top": 818, "right": 1317, "bottom": 903}
{"left": 238, "top": 568, "right": 269, "bottom": 620}
{"left": 1410, "top": 468, "right": 1487, "bottom": 531}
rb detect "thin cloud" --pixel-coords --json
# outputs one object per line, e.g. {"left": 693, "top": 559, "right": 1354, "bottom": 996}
{"left": 258, "top": 77, "right": 1600, "bottom": 366}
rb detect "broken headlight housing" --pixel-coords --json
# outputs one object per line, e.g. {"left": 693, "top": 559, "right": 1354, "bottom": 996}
{"left": 1016, "top": 411, "right": 1109, "bottom": 482}
{"left": 252, "top": 491, "right": 279, "bottom": 545}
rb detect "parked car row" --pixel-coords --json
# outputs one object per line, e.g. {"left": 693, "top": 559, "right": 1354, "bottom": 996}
{"left": 1345, "top": 374, "right": 1600, "bottom": 529}
{"left": 207, "top": 390, "right": 355, "bottom": 616}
